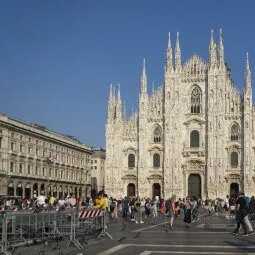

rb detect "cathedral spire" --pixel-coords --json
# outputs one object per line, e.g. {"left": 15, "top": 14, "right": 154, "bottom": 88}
{"left": 109, "top": 83, "right": 113, "bottom": 102}
{"left": 175, "top": 32, "right": 181, "bottom": 72}
{"left": 166, "top": 32, "right": 173, "bottom": 72}
{"left": 107, "top": 84, "right": 115, "bottom": 119}
{"left": 245, "top": 52, "right": 251, "bottom": 90}
{"left": 123, "top": 99, "right": 126, "bottom": 120}
{"left": 246, "top": 52, "right": 250, "bottom": 74}
{"left": 117, "top": 83, "right": 121, "bottom": 102}
{"left": 218, "top": 28, "right": 225, "bottom": 69}
{"left": 116, "top": 83, "right": 122, "bottom": 119}
{"left": 112, "top": 86, "right": 116, "bottom": 107}
{"left": 140, "top": 58, "right": 147, "bottom": 94}
{"left": 209, "top": 29, "right": 217, "bottom": 69}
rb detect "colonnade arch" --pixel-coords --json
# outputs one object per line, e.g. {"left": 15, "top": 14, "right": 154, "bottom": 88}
{"left": 7, "top": 179, "right": 88, "bottom": 199}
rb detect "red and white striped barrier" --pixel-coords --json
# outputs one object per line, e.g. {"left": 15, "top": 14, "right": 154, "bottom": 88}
{"left": 79, "top": 210, "right": 103, "bottom": 218}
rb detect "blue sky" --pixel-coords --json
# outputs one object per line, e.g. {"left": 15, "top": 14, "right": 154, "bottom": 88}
{"left": 1, "top": 1, "right": 255, "bottom": 148}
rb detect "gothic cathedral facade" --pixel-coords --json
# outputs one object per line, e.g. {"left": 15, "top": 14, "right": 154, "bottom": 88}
{"left": 105, "top": 30, "right": 255, "bottom": 199}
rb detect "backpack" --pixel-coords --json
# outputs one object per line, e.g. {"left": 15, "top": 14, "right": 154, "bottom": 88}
{"left": 244, "top": 196, "right": 249, "bottom": 205}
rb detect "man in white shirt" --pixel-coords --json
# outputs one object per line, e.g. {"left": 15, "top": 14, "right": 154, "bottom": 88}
{"left": 58, "top": 197, "right": 66, "bottom": 211}
{"left": 36, "top": 191, "right": 46, "bottom": 207}
{"left": 68, "top": 193, "right": 77, "bottom": 207}
{"left": 58, "top": 198, "right": 66, "bottom": 207}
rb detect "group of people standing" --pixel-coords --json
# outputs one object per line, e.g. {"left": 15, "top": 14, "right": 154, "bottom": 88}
{"left": 93, "top": 192, "right": 201, "bottom": 229}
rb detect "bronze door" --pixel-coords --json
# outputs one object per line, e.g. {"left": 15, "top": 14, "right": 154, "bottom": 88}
{"left": 188, "top": 174, "right": 201, "bottom": 198}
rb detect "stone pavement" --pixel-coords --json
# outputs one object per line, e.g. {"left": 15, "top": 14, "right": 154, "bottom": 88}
{"left": 11, "top": 210, "right": 255, "bottom": 255}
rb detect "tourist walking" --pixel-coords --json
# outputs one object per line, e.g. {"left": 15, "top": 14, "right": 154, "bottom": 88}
{"left": 169, "top": 195, "right": 176, "bottom": 229}
{"left": 134, "top": 196, "right": 144, "bottom": 224}
{"left": 184, "top": 196, "right": 193, "bottom": 228}
{"left": 151, "top": 199, "right": 158, "bottom": 218}
{"left": 130, "top": 197, "right": 136, "bottom": 221}
{"left": 232, "top": 192, "right": 249, "bottom": 236}
{"left": 111, "top": 199, "right": 118, "bottom": 219}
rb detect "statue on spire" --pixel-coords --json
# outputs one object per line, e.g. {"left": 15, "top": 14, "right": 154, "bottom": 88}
{"left": 116, "top": 83, "right": 122, "bottom": 119}
{"left": 140, "top": 58, "right": 147, "bottom": 94}
{"left": 107, "top": 84, "right": 116, "bottom": 120}
{"left": 218, "top": 28, "right": 224, "bottom": 69}
{"left": 245, "top": 52, "right": 251, "bottom": 91}
{"left": 209, "top": 29, "right": 217, "bottom": 69}
{"left": 166, "top": 32, "right": 173, "bottom": 72}
{"left": 175, "top": 32, "right": 181, "bottom": 72}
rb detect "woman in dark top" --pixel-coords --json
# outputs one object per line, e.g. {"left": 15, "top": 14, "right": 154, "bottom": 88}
{"left": 184, "top": 196, "right": 192, "bottom": 228}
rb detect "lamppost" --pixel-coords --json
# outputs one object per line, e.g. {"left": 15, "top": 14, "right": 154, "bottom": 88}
{"left": 5, "top": 163, "right": 9, "bottom": 196}
{"left": 45, "top": 157, "right": 55, "bottom": 197}
{"left": 77, "top": 169, "right": 89, "bottom": 198}
{"left": 84, "top": 170, "right": 89, "bottom": 197}
{"left": 78, "top": 169, "right": 83, "bottom": 197}
{"left": 6, "top": 172, "right": 10, "bottom": 196}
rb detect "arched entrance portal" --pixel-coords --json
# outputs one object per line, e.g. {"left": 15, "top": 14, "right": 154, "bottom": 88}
{"left": 152, "top": 183, "right": 161, "bottom": 199}
{"left": 230, "top": 183, "right": 239, "bottom": 197}
{"left": 188, "top": 174, "right": 201, "bottom": 198}
{"left": 127, "top": 183, "right": 135, "bottom": 197}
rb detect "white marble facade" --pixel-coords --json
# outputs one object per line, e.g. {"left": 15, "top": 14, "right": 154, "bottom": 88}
{"left": 105, "top": 30, "right": 255, "bottom": 200}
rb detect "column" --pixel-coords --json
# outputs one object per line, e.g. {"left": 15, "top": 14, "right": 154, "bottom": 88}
{"left": 30, "top": 182, "right": 33, "bottom": 199}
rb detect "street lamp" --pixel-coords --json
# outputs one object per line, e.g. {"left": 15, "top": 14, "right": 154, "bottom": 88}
{"left": 77, "top": 169, "right": 89, "bottom": 198}
{"left": 44, "top": 157, "right": 55, "bottom": 197}
{"left": 84, "top": 170, "right": 89, "bottom": 197}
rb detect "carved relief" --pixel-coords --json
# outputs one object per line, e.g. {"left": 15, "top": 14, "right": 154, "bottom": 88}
{"left": 189, "top": 162, "right": 201, "bottom": 169}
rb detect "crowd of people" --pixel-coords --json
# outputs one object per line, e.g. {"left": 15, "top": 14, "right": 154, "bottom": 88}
{"left": 0, "top": 191, "right": 94, "bottom": 212}
{"left": 93, "top": 191, "right": 255, "bottom": 235}
{"left": 93, "top": 193, "right": 201, "bottom": 229}
{"left": 1, "top": 190, "right": 255, "bottom": 236}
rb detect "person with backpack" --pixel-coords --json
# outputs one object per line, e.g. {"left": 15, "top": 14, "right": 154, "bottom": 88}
{"left": 243, "top": 194, "right": 254, "bottom": 235}
{"left": 232, "top": 192, "right": 253, "bottom": 236}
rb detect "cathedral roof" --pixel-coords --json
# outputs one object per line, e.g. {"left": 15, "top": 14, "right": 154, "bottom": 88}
{"left": 182, "top": 54, "right": 207, "bottom": 78}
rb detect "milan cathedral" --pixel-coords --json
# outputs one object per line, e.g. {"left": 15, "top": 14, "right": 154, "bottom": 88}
{"left": 105, "top": 30, "right": 254, "bottom": 199}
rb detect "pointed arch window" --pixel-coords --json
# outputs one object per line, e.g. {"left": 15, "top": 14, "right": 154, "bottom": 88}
{"left": 231, "top": 124, "right": 240, "bottom": 141}
{"left": 153, "top": 153, "right": 160, "bottom": 168}
{"left": 190, "top": 130, "right": 200, "bottom": 147}
{"left": 154, "top": 126, "right": 162, "bottom": 143}
{"left": 128, "top": 154, "right": 135, "bottom": 168}
{"left": 231, "top": 152, "right": 238, "bottom": 168}
{"left": 191, "top": 86, "right": 202, "bottom": 114}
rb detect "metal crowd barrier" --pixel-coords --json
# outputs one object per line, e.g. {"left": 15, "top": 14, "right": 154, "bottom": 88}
{"left": 0, "top": 208, "right": 111, "bottom": 254}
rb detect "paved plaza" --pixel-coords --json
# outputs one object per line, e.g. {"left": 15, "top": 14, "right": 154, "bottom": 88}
{"left": 13, "top": 211, "right": 255, "bottom": 255}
